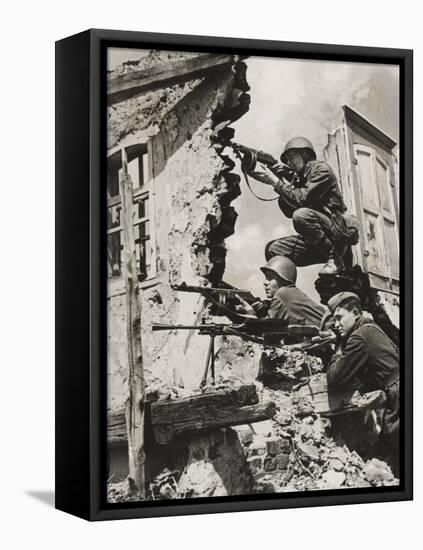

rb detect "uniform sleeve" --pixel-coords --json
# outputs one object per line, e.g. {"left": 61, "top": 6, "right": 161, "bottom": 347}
{"left": 273, "top": 161, "right": 334, "bottom": 208}
{"left": 326, "top": 333, "right": 369, "bottom": 389}
{"left": 267, "top": 294, "right": 290, "bottom": 322}
{"left": 248, "top": 162, "right": 281, "bottom": 187}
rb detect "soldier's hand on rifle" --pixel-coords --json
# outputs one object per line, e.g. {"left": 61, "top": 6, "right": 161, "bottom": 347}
{"left": 234, "top": 295, "right": 256, "bottom": 316}
{"left": 249, "top": 163, "right": 281, "bottom": 187}
{"left": 269, "top": 162, "right": 296, "bottom": 181}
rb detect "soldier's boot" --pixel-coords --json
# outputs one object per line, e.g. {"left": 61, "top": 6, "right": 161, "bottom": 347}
{"left": 319, "top": 238, "right": 351, "bottom": 276}
{"left": 319, "top": 252, "right": 346, "bottom": 276}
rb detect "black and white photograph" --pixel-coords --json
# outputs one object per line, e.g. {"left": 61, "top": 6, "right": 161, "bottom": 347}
{"left": 106, "top": 46, "right": 402, "bottom": 504}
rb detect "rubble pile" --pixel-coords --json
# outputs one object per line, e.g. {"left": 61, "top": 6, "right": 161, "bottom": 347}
{"left": 259, "top": 347, "right": 324, "bottom": 387}
{"left": 107, "top": 348, "right": 398, "bottom": 502}
{"left": 250, "top": 386, "right": 398, "bottom": 493}
{"left": 244, "top": 348, "right": 398, "bottom": 492}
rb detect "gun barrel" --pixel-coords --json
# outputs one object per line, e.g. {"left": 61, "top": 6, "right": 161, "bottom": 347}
{"left": 172, "top": 284, "right": 250, "bottom": 294}
{"left": 152, "top": 324, "right": 205, "bottom": 331}
{"left": 152, "top": 323, "right": 233, "bottom": 332}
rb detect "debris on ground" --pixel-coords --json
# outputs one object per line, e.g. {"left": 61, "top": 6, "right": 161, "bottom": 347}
{"left": 107, "top": 348, "right": 398, "bottom": 502}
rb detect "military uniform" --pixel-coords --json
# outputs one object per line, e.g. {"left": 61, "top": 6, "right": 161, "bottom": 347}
{"left": 267, "top": 284, "right": 325, "bottom": 326}
{"left": 327, "top": 315, "right": 400, "bottom": 449}
{"left": 249, "top": 159, "right": 349, "bottom": 265}
{"left": 257, "top": 282, "right": 326, "bottom": 383}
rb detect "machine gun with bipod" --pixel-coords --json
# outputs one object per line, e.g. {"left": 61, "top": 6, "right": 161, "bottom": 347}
{"left": 152, "top": 318, "right": 335, "bottom": 388}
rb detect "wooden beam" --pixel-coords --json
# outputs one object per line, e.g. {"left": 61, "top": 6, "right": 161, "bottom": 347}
{"left": 107, "top": 385, "right": 275, "bottom": 446}
{"left": 107, "top": 409, "right": 127, "bottom": 445}
{"left": 120, "top": 148, "right": 146, "bottom": 499}
{"left": 150, "top": 384, "right": 258, "bottom": 425}
{"left": 108, "top": 53, "right": 236, "bottom": 105}
{"left": 153, "top": 400, "right": 276, "bottom": 445}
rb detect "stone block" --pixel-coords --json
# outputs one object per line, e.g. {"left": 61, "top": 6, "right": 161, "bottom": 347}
{"left": 247, "top": 456, "right": 263, "bottom": 475}
{"left": 265, "top": 437, "right": 283, "bottom": 456}
{"left": 276, "top": 454, "right": 289, "bottom": 470}
{"left": 234, "top": 425, "right": 254, "bottom": 446}
{"left": 279, "top": 438, "right": 291, "bottom": 452}
{"left": 264, "top": 457, "right": 277, "bottom": 472}
{"left": 252, "top": 420, "right": 273, "bottom": 437}
{"left": 248, "top": 439, "right": 267, "bottom": 456}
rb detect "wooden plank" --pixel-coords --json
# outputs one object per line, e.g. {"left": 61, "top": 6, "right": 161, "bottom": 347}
{"left": 296, "top": 375, "right": 387, "bottom": 416}
{"left": 120, "top": 149, "right": 146, "bottom": 499}
{"left": 107, "top": 409, "right": 127, "bottom": 445}
{"left": 107, "top": 385, "right": 270, "bottom": 445}
{"left": 150, "top": 385, "right": 258, "bottom": 425}
{"left": 296, "top": 375, "right": 356, "bottom": 415}
{"left": 153, "top": 401, "right": 277, "bottom": 445}
{"left": 108, "top": 53, "right": 235, "bottom": 105}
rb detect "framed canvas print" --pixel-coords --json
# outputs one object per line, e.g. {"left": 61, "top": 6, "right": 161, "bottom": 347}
{"left": 55, "top": 29, "right": 413, "bottom": 521}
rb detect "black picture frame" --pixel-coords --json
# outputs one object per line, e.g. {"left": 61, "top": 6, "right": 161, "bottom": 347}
{"left": 55, "top": 28, "right": 413, "bottom": 521}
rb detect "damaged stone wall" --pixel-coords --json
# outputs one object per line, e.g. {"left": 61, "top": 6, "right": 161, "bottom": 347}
{"left": 107, "top": 52, "right": 251, "bottom": 415}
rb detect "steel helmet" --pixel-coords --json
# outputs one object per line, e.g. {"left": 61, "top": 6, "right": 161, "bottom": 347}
{"left": 327, "top": 292, "right": 361, "bottom": 313}
{"left": 280, "top": 137, "right": 317, "bottom": 163}
{"left": 260, "top": 256, "right": 297, "bottom": 285}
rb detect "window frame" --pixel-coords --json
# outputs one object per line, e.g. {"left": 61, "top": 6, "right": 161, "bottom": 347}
{"left": 106, "top": 139, "right": 157, "bottom": 297}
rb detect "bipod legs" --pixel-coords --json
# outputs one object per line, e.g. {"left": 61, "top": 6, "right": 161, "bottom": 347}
{"left": 199, "top": 334, "right": 216, "bottom": 390}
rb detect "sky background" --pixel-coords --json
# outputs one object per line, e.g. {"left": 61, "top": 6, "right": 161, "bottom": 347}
{"left": 224, "top": 56, "right": 399, "bottom": 300}
{"left": 108, "top": 49, "right": 399, "bottom": 301}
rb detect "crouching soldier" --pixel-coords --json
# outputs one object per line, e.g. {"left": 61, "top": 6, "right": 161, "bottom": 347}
{"left": 246, "top": 137, "right": 357, "bottom": 275}
{"left": 235, "top": 255, "right": 325, "bottom": 326}
{"left": 326, "top": 292, "right": 400, "bottom": 469}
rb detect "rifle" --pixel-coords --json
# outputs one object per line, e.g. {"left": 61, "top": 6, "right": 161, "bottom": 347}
{"left": 172, "top": 282, "right": 256, "bottom": 302}
{"left": 171, "top": 282, "right": 269, "bottom": 322}
{"left": 232, "top": 142, "right": 298, "bottom": 184}
{"left": 152, "top": 320, "right": 335, "bottom": 388}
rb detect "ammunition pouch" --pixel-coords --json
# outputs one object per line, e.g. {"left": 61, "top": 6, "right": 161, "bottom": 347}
{"left": 324, "top": 208, "right": 360, "bottom": 248}
{"left": 343, "top": 213, "right": 360, "bottom": 246}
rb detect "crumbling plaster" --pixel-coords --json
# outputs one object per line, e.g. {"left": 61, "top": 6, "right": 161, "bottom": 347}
{"left": 107, "top": 55, "right": 251, "bottom": 413}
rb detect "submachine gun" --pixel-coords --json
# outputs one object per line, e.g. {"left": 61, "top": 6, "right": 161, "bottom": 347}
{"left": 170, "top": 281, "right": 270, "bottom": 322}
{"left": 152, "top": 315, "right": 335, "bottom": 389}
{"left": 231, "top": 142, "right": 300, "bottom": 187}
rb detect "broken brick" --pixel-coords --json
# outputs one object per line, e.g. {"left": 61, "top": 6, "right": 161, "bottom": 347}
{"left": 276, "top": 454, "right": 289, "bottom": 470}
{"left": 264, "top": 457, "right": 277, "bottom": 472}
{"left": 265, "top": 437, "right": 283, "bottom": 456}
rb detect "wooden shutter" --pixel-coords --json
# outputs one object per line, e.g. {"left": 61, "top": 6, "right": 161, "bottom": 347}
{"left": 354, "top": 144, "right": 399, "bottom": 288}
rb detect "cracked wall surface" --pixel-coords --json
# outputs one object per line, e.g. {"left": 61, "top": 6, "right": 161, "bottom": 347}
{"left": 107, "top": 53, "right": 251, "bottom": 413}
